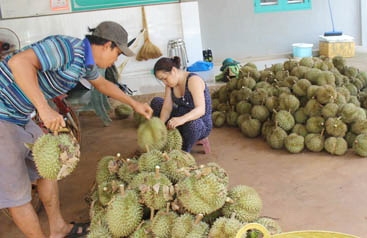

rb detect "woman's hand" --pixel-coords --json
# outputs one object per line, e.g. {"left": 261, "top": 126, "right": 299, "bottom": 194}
{"left": 167, "top": 116, "right": 184, "bottom": 129}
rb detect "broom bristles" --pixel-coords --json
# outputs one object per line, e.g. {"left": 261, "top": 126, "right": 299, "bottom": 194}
{"left": 136, "top": 39, "right": 162, "bottom": 61}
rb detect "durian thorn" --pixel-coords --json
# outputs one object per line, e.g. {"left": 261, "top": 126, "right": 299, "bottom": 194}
{"left": 119, "top": 184, "right": 125, "bottom": 196}
{"left": 194, "top": 214, "right": 204, "bottom": 225}
{"left": 150, "top": 207, "right": 155, "bottom": 221}
{"left": 155, "top": 166, "right": 161, "bottom": 178}
{"left": 225, "top": 197, "right": 234, "bottom": 203}
{"left": 163, "top": 153, "right": 170, "bottom": 161}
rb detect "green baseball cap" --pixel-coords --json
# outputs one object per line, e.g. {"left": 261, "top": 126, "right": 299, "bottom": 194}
{"left": 93, "top": 21, "right": 135, "bottom": 57}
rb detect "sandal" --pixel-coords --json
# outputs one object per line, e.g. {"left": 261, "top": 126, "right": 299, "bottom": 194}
{"left": 64, "top": 221, "right": 90, "bottom": 238}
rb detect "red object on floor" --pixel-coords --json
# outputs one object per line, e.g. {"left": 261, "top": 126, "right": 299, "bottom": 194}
{"left": 196, "top": 137, "right": 211, "bottom": 154}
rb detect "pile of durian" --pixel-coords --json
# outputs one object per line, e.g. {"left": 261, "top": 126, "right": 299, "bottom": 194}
{"left": 212, "top": 56, "right": 367, "bottom": 157}
{"left": 86, "top": 117, "right": 281, "bottom": 237}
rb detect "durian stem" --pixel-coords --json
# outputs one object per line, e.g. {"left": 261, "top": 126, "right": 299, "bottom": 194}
{"left": 119, "top": 184, "right": 125, "bottom": 196}
{"left": 163, "top": 153, "right": 170, "bottom": 161}
{"left": 150, "top": 207, "right": 155, "bottom": 221}
{"left": 155, "top": 165, "right": 160, "bottom": 178}
{"left": 194, "top": 214, "right": 204, "bottom": 225}
{"left": 166, "top": 202, "right": 170, "bottom": 213}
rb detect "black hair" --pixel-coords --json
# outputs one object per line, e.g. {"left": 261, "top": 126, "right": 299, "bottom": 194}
{"left": 85, "top": 27, "right": 118, "bottom": 49}
{"left": 153, "top": 56, "right": 181, "bottom": 76}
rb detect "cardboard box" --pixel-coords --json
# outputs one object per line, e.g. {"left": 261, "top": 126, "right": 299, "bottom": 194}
{"left": 319, "top": 35, "right": 355, "bottom": 58}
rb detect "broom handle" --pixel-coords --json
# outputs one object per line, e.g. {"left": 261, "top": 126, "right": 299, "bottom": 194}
{"left": 141, "top": 6, "right": 150, "bottom": 40}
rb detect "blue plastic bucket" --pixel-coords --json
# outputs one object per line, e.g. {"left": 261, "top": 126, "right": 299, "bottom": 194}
{"left": 292, "top": 43, "right": 313, "bottom": 58}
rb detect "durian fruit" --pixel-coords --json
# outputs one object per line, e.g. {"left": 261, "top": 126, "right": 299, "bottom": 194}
{"left": 284, "top": 133, "right": 305, "bottom": 153}
{"left": 222, "top": 185, "right": 263, "bottom": 223}
{"left": 175, "top": 166, "right": 228, "bottom": 215}
{"left": 321, "top": 102, "right": 339, "bottom": 118}
{"left": 163, "top": 128, "right": 183, "bottom": 152}
{"left": 353, "top": 134, "right": 367, "bottom": 157}
{"left": 212, "top": 111, "right": 226, "bottom": 127}
{"left": 304, "top": 98, "right": 323, "bottom": 117}
{"left": 95, "top": 155, "right": 119, "bottom": 185}
{"left": 137, "top": 117, "right": 168, "bottom": 152}
{"left": 117, "top": 157, "right": 139, "bottom": 184}
{"left": 129, "top": 167, "right": 174, "bottom": 210}
{"left": 129, "top": 221, "right": 153, "bottom": 238}
{"left": 171, "top": 213, "right": 209, "bottom": 238}
{"left": 266, "top": 126, "right": 287, "bottom": 150}
{"left": 274, "top": 110, "right": 295, "bottom": 131}
{"left": 208, "top": 215, "right": 243, "bottom": 238}
{"left": 315, "top": 84, "right": 337, "bottom": 104}
{"left": 345, "top": 131, "right": 358, "bottom": 148}
{"left": 151, "top": 204, "right": 178, "bottom": 238}
{"left": 30, "top": 133, "right": 80, "bottom": 180}
{"left": 291, "top": 123, "right": 308, "bottom": 137}
{"left": 278, "top": 93, "right": 300, "bottom": 113}
{"left": 138, "top": 149, "right": 164, "bottom": 172}
{"left": 305, "top": 116, "right": 325, "bottom": 134}
{"left": 325, "top": 117, "right": 348, "bottom": 137}
{"left": 293, "top": 107, "right": 308, "bottom": 124}
{"left": 292, "top": 78, "right": 311, "bottom": 97}
{"left": 240, "top": 118, "right": 261, "bottom": 138}
{"left": 338, "top": 103, "right": 365, "bottom": 124}
{"left": 351, "top": 119, "right": 367, "bottom": 134}
{"left": 87, "top": 223, "right": 111, "bottom": 238}
{"left": 114, "top": 103, "right": 133, "bottom": 119}
{"left": 235, "top": 100, "right": 252, "bottom": 115}
{"left": 251, "top": 105, "right": 270, "bottom": 122}
{"left": 160, "top": 150, "right": 197, "bottom": 183}
{"left": 305, "top": 132, "right": 325, "bottom": 152}
{"left": 255, "top": 217, "right": 282, "bottom": 235}
{"left": 97, "top": 180, "right": 122, "bottom": 206}
{"left": 324, "top": 137, "right": 348, "bottom": 156}
{"left": 226, "top": 110, "right": 239, "bottom": 127}
{"left": 106, "top": 186, "right": 143, "bottom": 237}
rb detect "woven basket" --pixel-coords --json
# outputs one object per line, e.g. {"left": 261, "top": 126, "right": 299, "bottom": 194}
{"left": 235, "top": 223, "right": 359, "bottom": 238}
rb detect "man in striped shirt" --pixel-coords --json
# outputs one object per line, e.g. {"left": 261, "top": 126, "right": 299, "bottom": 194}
{"left": 0, "top": 21, "right": 152, "bottom": 237}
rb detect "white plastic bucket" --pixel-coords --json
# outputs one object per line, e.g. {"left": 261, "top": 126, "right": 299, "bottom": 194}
{"left": 292, "top": 43, "right": 313, "bottom": 58}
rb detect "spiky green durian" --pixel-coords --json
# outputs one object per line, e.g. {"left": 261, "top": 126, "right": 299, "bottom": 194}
{"left": 134, "top": 111, "right": 148, "bottom": 127}
{"left": 266, "top": 126, "right": 287, "bottom": 150}
{"left": 315, "top": 85, "right": 337, "bottom": 104}
{"left": 322, "top": 102, "right": 339, "bottom": 118}
{"left": 293, "top": 107, "right": 308, "bottom": 124}
{"left": 208, "top": 216, "right": 243, "bottom": 238}
{"left": 226, "top": 110, "right": 239, "bottom": 127}
{"left": 351, "top": 120, "right": 367, "bottom": 134}
{"left": 240, "top": 118, "right": 261, "bottom": 138}
{"left": 106, "top": 187, "right": 143, "bottom": 237}
{"left": 30, "top": 133, "right": 80, "bottom": 180}
{"left": 305, "top": 116, "right": 325, "bottom": 134}
{"left": 345, "top": 131, "right": 358, "bottom": 148}
{"left": 305, "top": 133, "right": 325, "bottom": 152}
{"left": 129, "top": 221, "right": 153, "bottom": 238}
{"left": 304, "top": 99, "right": 322, "bottom": 117}
{"left": 160, "top": 150, "right": 197, "bottom": 183}
{"left": 255, "top": 217, "right": 282, "bottom": 235}
{"left": 284, "top": 133, "right": 305, "bottom": 153}
{"left": 151, "top": 208, "right": 178, "bottom": 238}
{"left": 171, "top": 214, "right": 209, "bottom": 238}
{"left": 235, "top": 100, "right": 252, "bottom": 114}
{"left": 95, "top": 155, "right": 119, "bottom": 185}
{"left": 274, "top": 110, "right": 295, "bottom": 131}
{"left": 129, "top": 168, "right": 174, "bottom": 210}
{"left": 162, "top": 128, "right": 183, "bottom": 152}
{"left": 138, "top": 149, "right": 164, "bottom": 172}
{"left": 353, "top": 133, "right": 367, "bottom": 157}
{"left": 292, "top": 78, "right": 311, "bottom": 97}
{"left": 222, "top": 185, "right": 262, "bottom": 223}
{"left": 324, "top": 137, "right": 348, "bottom": 156}
{"left": 117, "top": 157, "right": 139, "bottom": 184}
{"left": 291, "top": 124, "right": 308, "bottom": 137}
{"left": 278, "top": 93, "right": 300, "bottom": 113}
{"left": 175, "top": 169, "right": 228, "bottom": 215}
{"left": 212, "top": 111, "right": 226, "bottom": 127}
{"left": 338, "top": 103, "right": 366, "bottom": 124}
{"left": 87, "top": 223, "right": 111, "bottom": 238}
{"left": 137, "top": 117, "right": 168, "bottom": 152}
{"left": 325, "top": 117, "right": 347, "bottom": 137}
{"left": 114, "top": 103, "right": 133, "bottom": 119}
{"left": 251, "top": 105, "right": 270, "bottom": 122}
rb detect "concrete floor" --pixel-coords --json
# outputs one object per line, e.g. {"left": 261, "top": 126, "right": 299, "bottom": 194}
{"left": 1, "top": 48, "right": 367, "bottom": 237}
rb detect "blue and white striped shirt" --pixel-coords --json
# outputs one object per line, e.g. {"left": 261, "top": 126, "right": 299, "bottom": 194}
{"left": 0, "top": 35, "right": 99, "bottom": 125}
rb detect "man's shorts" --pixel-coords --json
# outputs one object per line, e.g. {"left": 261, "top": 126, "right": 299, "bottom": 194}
{"left": 0, "top": 120, "right": 43, "bottom": 209}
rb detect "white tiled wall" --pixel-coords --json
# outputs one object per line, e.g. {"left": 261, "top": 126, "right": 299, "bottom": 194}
{"left": 0, "top": 2, "right": 203, "bottom": 95}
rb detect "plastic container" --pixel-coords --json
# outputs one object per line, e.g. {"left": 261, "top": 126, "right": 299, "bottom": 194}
{"left": 292, "top": 43, "right": 314, "bottom": 58}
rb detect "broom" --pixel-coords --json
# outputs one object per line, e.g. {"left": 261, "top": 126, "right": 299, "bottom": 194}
{"left": 136, "top": 6, "right": 162, "bottom": 61}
